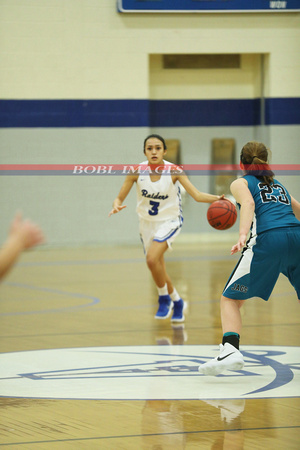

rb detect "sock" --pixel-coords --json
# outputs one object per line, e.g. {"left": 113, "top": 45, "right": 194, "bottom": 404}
{"left": 170, "top": 288, "right": 181, "bottom": 302}
{"left": 222, "top": 332, "right": 240, "bottom": 350}
{"left": 157, "top": 284, "right": 168, "bottom": 296}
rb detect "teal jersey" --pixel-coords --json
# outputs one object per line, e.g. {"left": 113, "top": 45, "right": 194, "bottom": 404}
{"left": 243, "top": 175, "right": 300, "bottom": 235}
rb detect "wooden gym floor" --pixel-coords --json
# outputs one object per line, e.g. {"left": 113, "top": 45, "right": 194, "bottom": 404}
{"left": 0, "top": 241, "right": 299, "bottom": 449}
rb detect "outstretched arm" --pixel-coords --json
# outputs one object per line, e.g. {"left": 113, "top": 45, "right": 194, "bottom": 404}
{"left": 0, "top": 213, "right": 45, "bottom": 280}
{"left": 174, "top": 174, "right": 223, "bottom": 203}
{"left": 230, "top": 178, "right": 255, "bottom": 254}
{"left": 108, "top": 174, "right": 138, "bottom": 216}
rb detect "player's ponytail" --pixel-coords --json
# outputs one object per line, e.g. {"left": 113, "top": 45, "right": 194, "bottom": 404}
{"left": 240, "top": 141, "right": 274, "bottom": 185}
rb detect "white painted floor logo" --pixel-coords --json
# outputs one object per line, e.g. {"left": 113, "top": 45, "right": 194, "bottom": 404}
{"left": 0, "top": 345, "right": 299, "bottom": 400}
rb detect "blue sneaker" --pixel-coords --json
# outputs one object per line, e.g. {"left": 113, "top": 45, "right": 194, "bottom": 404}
{"left": 171, "top": 299, "right": 185, "bottom": 322}
{"left": 155, "top": 295, "right": 173, "bottom": 319}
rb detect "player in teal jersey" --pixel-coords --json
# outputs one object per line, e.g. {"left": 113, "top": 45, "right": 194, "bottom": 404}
{"left": 199, "top": 141, "right": 300, "bottom": 376}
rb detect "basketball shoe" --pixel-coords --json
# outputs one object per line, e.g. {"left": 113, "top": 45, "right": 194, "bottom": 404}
{"left": 171, "top": 299, "right": 185, "bottom": 323}
{"left": 198, "top": 343, "right": 244, "bottom": 376}
{"left": 155, "top": 295, "right": 173, "bottom": 319}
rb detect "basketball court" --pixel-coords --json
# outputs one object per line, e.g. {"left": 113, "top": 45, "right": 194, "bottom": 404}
{"left": 1, "top": 1, "right": 300, "bottom": 448}
{"left": 1, "top": 241, "right": 299, "bottom": 448}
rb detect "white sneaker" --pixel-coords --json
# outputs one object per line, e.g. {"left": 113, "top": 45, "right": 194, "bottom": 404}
{"left": 198, "top": 343, "right": 244, "bottom": 376}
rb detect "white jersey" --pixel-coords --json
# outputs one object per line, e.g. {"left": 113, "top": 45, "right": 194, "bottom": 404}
{"left": 136, "top": 160, "right": 183, "bottom": 222}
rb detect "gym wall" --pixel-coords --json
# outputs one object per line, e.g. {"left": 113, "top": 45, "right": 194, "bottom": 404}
{"left": 1, "top": 1, "right": 299, "bottom": 245}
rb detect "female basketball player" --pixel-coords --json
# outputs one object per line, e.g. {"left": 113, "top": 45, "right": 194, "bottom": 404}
{"left": 109, "top": 134, "right": 223, "bottom": 322}
{"left": 199, "top": 141, "right": 300, "bottom": 375}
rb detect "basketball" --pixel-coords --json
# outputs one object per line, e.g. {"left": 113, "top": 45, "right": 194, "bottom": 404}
{"left": 207, "top": 199, "right": 237, "bottom": 230}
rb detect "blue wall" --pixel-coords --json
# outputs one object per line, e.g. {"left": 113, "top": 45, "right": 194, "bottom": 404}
{"left": 1, "top": 98, "right": 300, "bottom": 128}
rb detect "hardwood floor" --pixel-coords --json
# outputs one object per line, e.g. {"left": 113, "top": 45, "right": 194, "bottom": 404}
{"left": 0, "top": 243, "right": 299, "bottom": 448}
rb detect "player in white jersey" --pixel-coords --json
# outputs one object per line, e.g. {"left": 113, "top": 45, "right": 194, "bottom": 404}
{"left": 199, "top": 141, "right": 300, "bottom": 376}
{"left": 109, "top": 134, "right": 223, "bottom": 322}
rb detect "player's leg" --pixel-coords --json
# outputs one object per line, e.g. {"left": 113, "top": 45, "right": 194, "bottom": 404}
{"left": 221, "top": 296, "right": 245, "bottom": 336}
{"left": 198, "top": 246, "right": 253, "bottom": 376}
{"left": 199, "top": 230, "right": 287, "bottom": 376}
{"left": 146, "top": 240, "right": 168, "bottom": 288}
{"left": 160, "top": 258, "right": 173, "bottom": 295}
{"left": 283, "top": 227, "right": 300, "bottom": 301}
{"left": 144, "top": 218, "right": 185, "bottom": 320}
{"left": 139, "top": 220, "right": 174, "bottom": 318}
{"left": 160, "top": 255, "right": 185, "bottom": 322}
{"left": 198, "top": 295, "right": 245, "bottom": 376}
{"left": 146, "top": 241, "right": 174, "bottom": 319}
{"left": 146, "top": 241, "right": 185, "bottom": 321}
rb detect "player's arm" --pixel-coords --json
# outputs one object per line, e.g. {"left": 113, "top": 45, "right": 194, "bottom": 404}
{"left": 173, "top": 173, "right": 222, "bottom": 203}
{"left": 291, "top": 196, "right": 300, "bottom": 221}
{"left": 0, "top": 214, "right": 44, "bottom": 280}
{"left": 108, "top": 174, "right": 138, "bottom": 216}
{"left": 230, "top": 178, "right": 255, "bottom": 254}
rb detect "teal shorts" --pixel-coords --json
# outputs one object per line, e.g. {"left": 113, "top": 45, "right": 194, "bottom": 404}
{"left": 223, "top": 226, "right": 300, "bottom": 301}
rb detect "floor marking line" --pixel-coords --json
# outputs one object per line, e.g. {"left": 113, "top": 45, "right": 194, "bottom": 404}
{"left": 0, "top": 425, "right": 299, "bottom": 446}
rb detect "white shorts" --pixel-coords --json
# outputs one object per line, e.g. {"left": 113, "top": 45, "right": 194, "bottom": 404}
{"left": 139, "top": 217, "right": 183, "bottom": 254}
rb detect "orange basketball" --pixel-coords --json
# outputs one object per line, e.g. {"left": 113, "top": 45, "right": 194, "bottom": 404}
{"left": 207, "top": 199, "right": 237, "bottom": 230}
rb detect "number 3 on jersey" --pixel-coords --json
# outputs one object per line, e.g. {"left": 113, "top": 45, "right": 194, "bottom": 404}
{"left": 259, "top": 183, "right": 290, "bottom": 205}
{"left": 148, "top": 200, "right": 160, "bottom": 216}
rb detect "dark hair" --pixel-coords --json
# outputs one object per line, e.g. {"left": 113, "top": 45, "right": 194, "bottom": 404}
{"left": 143, "top": 134, "right": 167, "bottom": 152}
{"left": 240, "top": 141, "right": 274, "bottom": 185}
